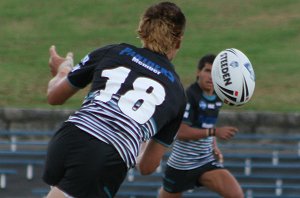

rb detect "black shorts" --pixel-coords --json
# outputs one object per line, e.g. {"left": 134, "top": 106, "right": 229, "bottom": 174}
{"left": 162, "top": 160, "right": 224, "bottom": 193}
{"left": 43, "top": 122, "right": 127, "bottom": 198}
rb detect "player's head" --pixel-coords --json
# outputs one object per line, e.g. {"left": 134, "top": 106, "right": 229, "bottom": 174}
{"left": 137, "top": 2, "right": 186, "bottom": 59}
{"left": 197, "top": 54, "right": 216, "bottom": 71}
{"left": 196, "top": 54, "right": 216, "bottom": 94}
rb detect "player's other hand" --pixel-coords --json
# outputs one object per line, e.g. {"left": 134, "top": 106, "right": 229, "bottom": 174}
{"left": 213, "top": 146, "right": 224, "bottom": 163}
{"left": 215, "top": 126, "right": 238, "bottom": 140}
{"left": 49, "top": 45, "right": 74, "bottom": 76}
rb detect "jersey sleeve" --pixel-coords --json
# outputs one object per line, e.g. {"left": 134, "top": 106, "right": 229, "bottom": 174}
{"left": 67, "top": 45, "right": 116, "bottom": 88}
{"left": 152, "top": 110, "right": 184, "bottom": 147}
{"left": 152, "top": 82, "right": 187, "bottom": 147}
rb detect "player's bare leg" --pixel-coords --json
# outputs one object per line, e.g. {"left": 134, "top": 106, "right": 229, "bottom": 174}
{"left": 200, "top": 169, "right": 244, "bottom": 198}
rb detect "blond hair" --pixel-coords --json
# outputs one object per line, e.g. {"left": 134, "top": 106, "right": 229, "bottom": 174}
{"left": 137, "top": 2, "right": 186, "bottom": 55}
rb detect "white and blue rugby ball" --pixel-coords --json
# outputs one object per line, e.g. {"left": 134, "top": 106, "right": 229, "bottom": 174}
{"left": 211, "top": 48, "right": 255, "bottom": 106}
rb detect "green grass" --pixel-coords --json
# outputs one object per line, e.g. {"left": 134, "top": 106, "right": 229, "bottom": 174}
{"left": 1, "top": 0, "right": 300, "bottom": 112}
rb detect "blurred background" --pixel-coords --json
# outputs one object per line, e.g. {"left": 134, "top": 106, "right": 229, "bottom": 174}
{"left": 1, "top": 0, "right": 300, "bottom": 112}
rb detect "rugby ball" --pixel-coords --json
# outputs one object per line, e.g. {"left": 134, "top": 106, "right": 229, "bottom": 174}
{"left": 211, "top": 48, "right": 255, "bottom": 106}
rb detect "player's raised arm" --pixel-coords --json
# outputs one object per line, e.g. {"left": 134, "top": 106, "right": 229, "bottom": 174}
{"left": 47, "top": 45, "right": 78, "bottom": 105}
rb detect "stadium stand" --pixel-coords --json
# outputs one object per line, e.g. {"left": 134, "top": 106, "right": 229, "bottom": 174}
{"left": 0, "top": 130, "right": 300, "bottom": 198}
{"left": 0, "top": 169, "right": 17, "bottom": 189}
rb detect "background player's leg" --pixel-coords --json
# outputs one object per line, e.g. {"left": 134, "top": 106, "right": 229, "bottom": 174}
{"left": 200, "top": 169, "right": 244, "bottom": 198}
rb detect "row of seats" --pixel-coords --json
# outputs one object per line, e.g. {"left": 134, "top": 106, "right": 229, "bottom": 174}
{"left": 0, "top": 130, "right": 300, "bottom": 197}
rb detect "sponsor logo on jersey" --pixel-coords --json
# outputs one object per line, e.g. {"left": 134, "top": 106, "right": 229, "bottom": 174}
{"left": 119, "top": 47, "right": 175, "bottom": 82}
{"left": 207, "top": 103, "right": 215, "bottom": 109}
{"left": 199, "top": 100, "right": 207, "bottom": 110}
{"left": 216, "top": 102, "right": 223, "bottom": 107}
{"left": 202, "top": 123, "right": 214, "bottom": 128}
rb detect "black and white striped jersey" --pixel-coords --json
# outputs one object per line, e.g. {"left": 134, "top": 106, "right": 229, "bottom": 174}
{"left": 167, "top": 82, "right": 223, "bottom": 170}
{"left": 66, "top": 43, "right": 186, "bottom": 168}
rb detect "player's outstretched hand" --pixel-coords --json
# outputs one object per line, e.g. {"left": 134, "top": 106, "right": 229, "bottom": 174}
{"left": 49, "top": 45, "right": 74, "bottom": 76}
{"left": 215, "top": 126, "right": 238, "bottom": 140}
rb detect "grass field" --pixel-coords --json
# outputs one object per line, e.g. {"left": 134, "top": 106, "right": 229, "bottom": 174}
{"left": 1, "top": 0, "right": 300, "bottom": 112}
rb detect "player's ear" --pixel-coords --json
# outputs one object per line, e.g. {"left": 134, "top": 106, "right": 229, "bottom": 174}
{"left": 196, "top": 69, "right": 201, "bottom": 80}
{"left": 175, "top": 36, "right": 183, "bottom": 49}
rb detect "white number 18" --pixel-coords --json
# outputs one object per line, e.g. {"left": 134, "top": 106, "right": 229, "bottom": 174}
{"left": 95, "top": 67, "right": 166, "bottom": 124}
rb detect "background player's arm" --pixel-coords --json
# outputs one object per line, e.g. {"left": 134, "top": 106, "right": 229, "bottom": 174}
{"left": 177, "top": 123, "right": 208, "bottom": 140}
{"left": 47, "top": 45, "right": 78, "bottom": 105}
{"left": 137, "top": 139, "right": 168, "bottom": 175}
{"left": 177, "top": 123, "right": 238, "bottom": 141}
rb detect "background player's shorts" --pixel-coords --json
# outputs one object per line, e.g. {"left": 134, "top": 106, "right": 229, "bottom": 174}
{"left": 43, "top": 122, "right": 127, "bottom": 198}
{"left": 162, "top": 160, "right": 224, "bottom": 193}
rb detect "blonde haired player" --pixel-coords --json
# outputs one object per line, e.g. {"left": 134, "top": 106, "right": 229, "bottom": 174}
{"left": 43, "top": 2, "right": 186, "bottom": 197}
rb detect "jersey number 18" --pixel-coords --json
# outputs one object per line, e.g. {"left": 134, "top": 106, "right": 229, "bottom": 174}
{"left": 95, "top": 67, "right": 166, "bottom": 124}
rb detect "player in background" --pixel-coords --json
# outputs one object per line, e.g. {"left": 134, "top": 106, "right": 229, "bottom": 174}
{"left": 43, "top": 2, "right": 186, "bottom": 198}
{"left": 159, "top": 54, "right": 244, "bottom": 198}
